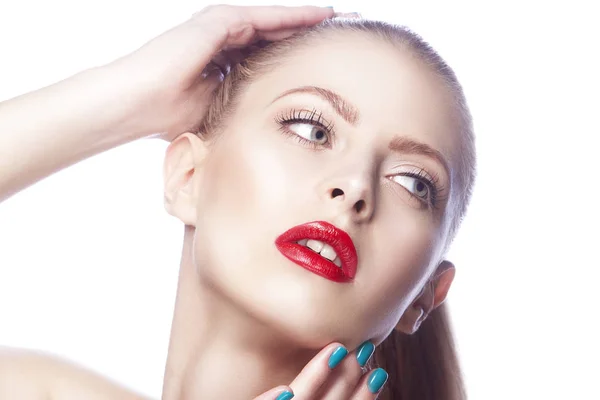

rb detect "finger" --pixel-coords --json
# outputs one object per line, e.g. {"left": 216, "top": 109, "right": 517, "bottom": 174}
{"left": 200, "top": 62, "right": 225, "bottom": 82}
{"left": 259, "top": 10, "right": 364, "bottom": 42}
{"left": 288, "top": 342, "right": 348, "bottom": 400}
{"left": 221, "top": 48, "right": 247, "bottom": 66}
{"left": 199, "top": 5, "right": 334, "bottom": 50}
{"left": 201, "top": 5, "right": 335, "bottom": 34}
{"left": 258, "top": 27, "right": 305, "bottom": 42}
{"left": 318, "top": 340, "right": 375, "bottom": 399}
{"left": 350, "top": 368, "right": 389, "bottom": 400}
{"left": 169, "top": 5, "right": 332, "bottom": 84}
{"left": 317, "top": 353, "right": 365, "bottom": 400}
{"left": 253, "top": 385, "right": 295, "bottom": 400}
{"left": 334, "top": 12, "right": 363, "bottom": 19}
{"left": 209, "top": 52, "right": 231, "bottom": 75}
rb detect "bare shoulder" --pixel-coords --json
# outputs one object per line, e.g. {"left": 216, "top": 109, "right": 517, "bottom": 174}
{"left": 0, "top": 346, "right": 150, "bottom": 400}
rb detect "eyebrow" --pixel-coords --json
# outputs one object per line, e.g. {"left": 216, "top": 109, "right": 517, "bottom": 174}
{"left": 270, "top": 86, "right": 360, "bottom": 125}
{"left": 389, "top": 136, "right": 451, "bottom": 179}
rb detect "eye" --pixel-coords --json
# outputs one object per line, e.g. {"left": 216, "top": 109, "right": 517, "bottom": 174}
{"left": 392, "top": 175, "right": 431, "bottom": 201}
{"left": 287, "top": 122, "right": 329, "bottom": 145}
{"left": 275, "top": 108, "right": 334, "bottom": 149}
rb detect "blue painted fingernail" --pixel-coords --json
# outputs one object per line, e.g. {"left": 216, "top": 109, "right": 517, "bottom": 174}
{"left": 325, "top": 6, "right": 334, "bottom": 8}
{"left": 367, "top": 368, "right": 388, "bottom": 393}
{"left": 327, "top": 346, "right": 348, "bottom": 369}
{"left": 276, "top": 390, "right": 294, "bottom": 400}
{"left": 356, "top": 340, "right": 375, "bottom": 367}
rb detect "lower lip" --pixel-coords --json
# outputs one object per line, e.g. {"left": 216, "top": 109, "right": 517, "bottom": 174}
{"left": 275, "top": 242, "right": 350, "bottom": 283}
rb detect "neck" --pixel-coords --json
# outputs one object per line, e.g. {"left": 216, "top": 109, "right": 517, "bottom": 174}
{"left": 160, "top": 226, "right": 316, "bottom": 400}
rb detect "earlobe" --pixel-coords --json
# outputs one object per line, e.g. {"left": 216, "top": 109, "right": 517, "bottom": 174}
{"left": 395, "top": 282, "right": 433, "bottom": 335}
{"left": 395, "top": 260, "right": 456, "bottom": 335}
{"left": 163, "top": 132, "right": 208, "bottom": 226}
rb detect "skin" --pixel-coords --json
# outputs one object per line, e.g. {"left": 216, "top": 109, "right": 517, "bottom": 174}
{"left": 162, "top": 32, "right": 461, "bottom": 399}
{"left": 0, "top": 5, "right": 462, "bottom": 399}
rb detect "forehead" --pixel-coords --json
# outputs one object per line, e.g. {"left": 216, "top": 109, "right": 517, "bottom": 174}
{"left": 244, "top": 32, "right": 463, "bottom": 177}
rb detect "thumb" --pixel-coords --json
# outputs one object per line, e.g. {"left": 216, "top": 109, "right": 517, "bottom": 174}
{"left": 157, "top": 68, "right": 223, "bottom": 142}
{"left": 199, "top": 61, "right": 226, "bottom": 85}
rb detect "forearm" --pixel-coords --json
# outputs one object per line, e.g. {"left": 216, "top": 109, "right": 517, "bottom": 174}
{"left": 0, "top": 65, "right": 148, "bottom": 203}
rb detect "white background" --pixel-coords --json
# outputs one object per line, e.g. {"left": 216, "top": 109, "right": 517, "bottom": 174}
{"left": 1, "top": 1, "right": 599, "bottom": 399}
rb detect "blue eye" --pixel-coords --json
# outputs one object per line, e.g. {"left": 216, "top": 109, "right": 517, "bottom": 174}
{"left": 275, "top": 108, "right": 334, "bottom": 149}
{"left": 287, "top": 122, "right": 329, "bottom": 145}
{"left": 392, "top": 175, "right": 431, "bottom": 200}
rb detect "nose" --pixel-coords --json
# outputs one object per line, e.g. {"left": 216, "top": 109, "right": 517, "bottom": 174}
{"left": 326, "top": 173, "right": 376, "bottom": 223}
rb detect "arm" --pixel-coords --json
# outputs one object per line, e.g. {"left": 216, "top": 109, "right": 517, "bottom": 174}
{"left": 0, "top": 347, "right": 149, "bottom": 400}
{"left": 0, "top": 66, "right": 148, "bottom": 203}
{"left": 0, "top": 5, "right": 335, "bottom": 205}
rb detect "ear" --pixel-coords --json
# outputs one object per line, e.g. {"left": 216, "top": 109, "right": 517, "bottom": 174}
{"left": 395, "top": 260, "right": 456, "bottom": 335}
{"left": 163, "top": 132, "right": 209, "bottom": 226}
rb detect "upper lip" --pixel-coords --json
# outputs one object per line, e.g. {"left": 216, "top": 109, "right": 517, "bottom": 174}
{"left": 275, "top": 221, "right": 358, "bottom": 279}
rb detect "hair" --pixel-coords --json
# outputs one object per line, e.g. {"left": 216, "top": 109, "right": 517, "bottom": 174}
{"left": 196, "top": 18, "right": 475, "bottom": 400}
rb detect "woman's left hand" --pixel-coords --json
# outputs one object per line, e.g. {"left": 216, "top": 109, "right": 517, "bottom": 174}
{"left": 253, "top": 342, "right": 388, "bottom": 399}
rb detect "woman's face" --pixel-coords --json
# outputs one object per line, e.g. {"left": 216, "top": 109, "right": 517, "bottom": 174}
{"left": 186, "top": 33, "right": 463, "bottom": 348}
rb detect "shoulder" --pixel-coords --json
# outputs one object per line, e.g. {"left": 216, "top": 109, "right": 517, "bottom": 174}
{"left": 0, "top": 346, "right": 149, "bottom": 400}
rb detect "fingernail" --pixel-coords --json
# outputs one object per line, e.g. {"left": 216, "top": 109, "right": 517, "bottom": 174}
{"left": 355, "top": 340, "right": 375, "bottom": 367}
{"left": 275, "top": 390, "right": 294, "bottom": 400}
{"left": 334, "top": 12, "right": 362, "bottom": 18}
{"left": 327, "top": 346, "right": 348, "bottom": 369}
{"left": 367, "top": 368, "right": 389, "bottom": 393}
{"left": 325, "top": 6, "right": 334, "bottom": 8}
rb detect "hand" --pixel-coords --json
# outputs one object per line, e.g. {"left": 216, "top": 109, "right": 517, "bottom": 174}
{"left": 253, "top": 342, "right": 388, "bottom": 400}
{"left": 105, "top": 4, "right": 335, "bottom": 141}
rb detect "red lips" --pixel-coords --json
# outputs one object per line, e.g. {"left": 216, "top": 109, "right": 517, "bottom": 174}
{"left": 275, "top": 221, "right": 358, "bottom": 283}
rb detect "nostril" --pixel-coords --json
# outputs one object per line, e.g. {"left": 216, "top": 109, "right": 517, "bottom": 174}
{"left": 331, "top": 188, "right": 344, "bottom": 198}
{"left": 354, "top": 199, "right": 366, "bottom": 213}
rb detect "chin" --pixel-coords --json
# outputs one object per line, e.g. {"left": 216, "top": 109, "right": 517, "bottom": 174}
{"left": 244, "top": 268, "right": 377, "bottom": 349}
{"left": 252, "top": 296, "right": 358, "bottom": 349}
{"left": 192, "top": 224, "right": 388, "bottom": 350}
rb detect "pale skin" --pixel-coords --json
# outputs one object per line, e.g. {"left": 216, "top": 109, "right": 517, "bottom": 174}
{"left": 0, "top": 5, "right": 459, "bottom": 400}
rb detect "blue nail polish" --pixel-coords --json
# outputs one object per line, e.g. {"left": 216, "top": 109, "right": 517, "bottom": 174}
{"left": 276, "top": 390, "right": 294, "bottom": 400}
{"left": 327, "top": 346, "right": 348, "bottom": 369}
{"left": 356, "top": 340, "right": 375, "bottom": 367}
{"left": 367, "top": 368, "right": 388, "bottom": 393}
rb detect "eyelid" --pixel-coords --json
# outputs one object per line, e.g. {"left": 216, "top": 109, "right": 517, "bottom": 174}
{"left": 274, "top": 107, "right": 336, "bottom": 148}
{"left": 388, "top": 164, "right": 438, "bottom": 187}
{"left": 276, "top": 108, "right": 335, "bottom": 131}
{"left": 387, "top": 165, "right": 444, "bottom": 209}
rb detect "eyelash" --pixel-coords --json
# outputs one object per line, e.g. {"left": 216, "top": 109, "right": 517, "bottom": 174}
{"left": 274, "top": 108, "right": 335, "bottom": 149}
{"left": 394, "top": 168, "right": 444, "bottom": 209}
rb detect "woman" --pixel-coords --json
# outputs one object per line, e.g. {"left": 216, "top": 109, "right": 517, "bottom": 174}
{"left": 0, "top": 5, "right": 475, "bottom": 400}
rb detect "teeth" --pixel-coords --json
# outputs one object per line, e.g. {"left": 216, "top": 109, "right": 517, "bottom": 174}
{"left": 319, "top": 243, "right": 337, "bottom": 262}
{"left": 306, "top": 239, "right": 324, "bottom": 253}
{"left": 297, "top": 239, "right": 341, "bottom": 267}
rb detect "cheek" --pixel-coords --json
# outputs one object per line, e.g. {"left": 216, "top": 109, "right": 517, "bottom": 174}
{"left": 354, "top": 204, "right": 441, "bottom": 339}
{"left": 199, "top": 126, "right": 325, "bottom": 223}
{"left": 191, "top": 129, "right": 313, "bottom": 284}
{"left": 201, "top": 134, "right": 296, "bottom": 220}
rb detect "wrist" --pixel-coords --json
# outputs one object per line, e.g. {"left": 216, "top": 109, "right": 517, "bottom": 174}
{"left": 76, "top": 62, "right": 163, "bottom": 144}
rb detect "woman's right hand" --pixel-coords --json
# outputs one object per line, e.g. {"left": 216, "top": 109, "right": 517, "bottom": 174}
{"left": 0, "top": 5, "right": 334, "bottom": 201}
{"left": 253, "top": 342, "right": 388, "bottom": 400}
{"left": 107, "top": 5, "right": 335, "bottom": 141}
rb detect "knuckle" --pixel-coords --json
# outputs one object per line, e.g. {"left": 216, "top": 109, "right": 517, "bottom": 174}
{"left": 192, "top": 4, "right": 245, "bottom": 32}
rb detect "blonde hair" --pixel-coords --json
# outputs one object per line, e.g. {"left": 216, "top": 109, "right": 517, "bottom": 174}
{"left": 197, "top": 18, "right": 475, "bottom": 400}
